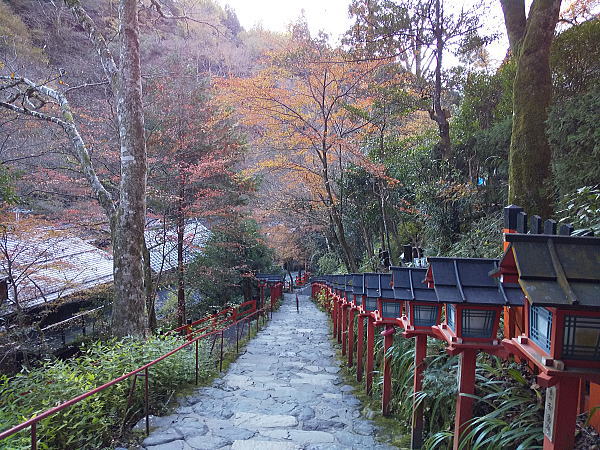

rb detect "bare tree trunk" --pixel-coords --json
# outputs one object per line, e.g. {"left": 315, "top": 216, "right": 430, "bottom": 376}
{"left": 111, "top": 0, "right": 148, "bottom": 337}
{"left": 502, "top": 0, "right": 561, "bottom": 217}
{"left": 500, "top": 0, "right": 527, "bottom": 53}
{"left": 176, "top": 175, "right": 186, "bottom": 328}
{"left": 429, "top": 0, "right": 452, "bottom": 160}
{"left": 319, "top": 146, "right": 357, "bottom": 272}
{"left": 143, "top": 240, "right": 157, "bottom": 332}
{"left": 361, "top": 222, "right": 374, "bottom": 263}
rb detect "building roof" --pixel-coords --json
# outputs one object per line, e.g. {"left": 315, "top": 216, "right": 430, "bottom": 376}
{"left": 391, "top": 267, "right": 438, "bottom": 302}
{"left": 145, "top": 221, "right": 210, "bottom": 274}
{"left": 502, "top": 234, "right": 600, "bottom": 308}
{"left": 426, "top": 257, "right": 524, "bottom": 306}
{"left": 0, "top": 232, "right": 114, "bottom": 312}
{"left": 1, "top": 221, "right": 210, "bottom": 314}
{"left": 256, "top": 273, "right": 284, "bottom": 283}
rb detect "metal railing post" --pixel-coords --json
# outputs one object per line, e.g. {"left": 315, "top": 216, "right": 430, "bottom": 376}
{"left": 219, "top": 331, "right": 224, "bottom": 372}
{"left": 31, "top": 422, "right": 36, "bottom": 450}
{"left": 195, "top": 339, "right": 199, "bottom": 385}
{"left": 144, "top": 368, "right": 149, "bottom": 435}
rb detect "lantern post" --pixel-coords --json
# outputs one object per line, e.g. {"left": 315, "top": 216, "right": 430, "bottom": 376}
{"left": 336, "top": 275, "right": 345, "bottom": 345}
{"left": 392, "top": 266, "right": 440, "bottom": 448}
{"left": 269, "top": 275, "right": 283, "bottom": 309}
{"left": 363, "top": 273, "right": 380, "bottom": 396}
{"left": 374, "top": 273, "right": 402, "bottom": 416}
{"left": 328, "top": 276, "right": 335, "bottom": 333}
{"left": 381, "top": 325, "right": 395, "bottom": 415}
{"left": 497, "top": 233, "right": 600, "bottom": 450}
{"left": 426, "top": 257, "right": 523, "bottom": 450}
{"left": 331, "top": 276, "right": 339, "bottom": 340}
{"left": 346, "top": 275, "right": 358, "bottom": 367}
{"left": 352, "top": 274, "right": 366, "bottom": 382}
{"left": 366, "top": 311, "right": 375, "bottom": 396}
{"left": 503, "top": 205, "right": 525, "bottom": 341}
{"left": 412, "top": 333, "right": 427, "bottom": 449}
{"left": 341, "top": 275, "right": 349, "bottom": 356}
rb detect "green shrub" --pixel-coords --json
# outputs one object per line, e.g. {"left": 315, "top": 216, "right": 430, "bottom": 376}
{"left": 547, "top": 87, "right": 600, "bottom": 197}
{"left": 422, "top": 356, "right": 543, "bottom": 449}
{"left": 448, "top": 212, "right": 503, "bottom": 258}
{"left": 0, "top": 335, "right": 215, "bottom": 449}
{"left": 316, "top": 252, "right": 344, "bottom": 275}
{"left": 557, "top": 185, "right": 600, "bottom": 235}
{"left": 551, "top": 19, "right": 600, "bottom": 99}
{"left": 377, "top": 334, "right": 544, "bottom": 449}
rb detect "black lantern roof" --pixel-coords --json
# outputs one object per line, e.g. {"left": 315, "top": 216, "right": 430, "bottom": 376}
{"left": 352, "top": 273, "right": 364, "bottom": 295}
{"left": 327, "top": 274, "right": 335, "bottom": 287}
{"left": 427, "top": 257, "right": 524, "bottom": 306}
{"left": 391, "top": 266, "right": 438, "bottom": 302}
{"left": 503, "top": 234, "right": 600, "bottom": 308}
{"left": 377, "top": 273, "right": 394, "bottom": 299}
{"left": 344, "top": 274, "right": 354, "bottom": 293}
{"left": 364, "top": 272, "right": 379, "bottom": 298}
{"left": 331, "top": 274, "right": 340, "bottom": 290}
{"left": 335, "top": 274, "right": 345, "bottom": 290}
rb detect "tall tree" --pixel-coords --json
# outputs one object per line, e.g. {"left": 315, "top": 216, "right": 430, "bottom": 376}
{"left": 347, "top": 0, "right": 488, "bottom": 159}
{"left": 146, "top": 65, "right": 243, "bottom": 328}
{"left": 500, "top": 0, "right": 562, "bottom": 216}
{"left": 0, "top": 0, "right": 150, "bottom": 337}
{"left": 222, "top": 34, "right": 381, "bottom": 272}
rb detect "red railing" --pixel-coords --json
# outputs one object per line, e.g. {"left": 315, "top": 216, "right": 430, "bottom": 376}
{"left": 169, "top": 300, "right": 257, "bottom": 340}
{"left": 0, "top": 299, "right": 270, "bottom": 449}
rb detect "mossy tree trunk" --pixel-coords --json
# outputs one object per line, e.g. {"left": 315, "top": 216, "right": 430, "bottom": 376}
{"left": 501, "top": 0, "right": 561, "bottom": 217}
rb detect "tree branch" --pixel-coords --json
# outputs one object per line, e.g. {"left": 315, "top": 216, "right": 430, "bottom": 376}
{"left": 0, "top": 75, "right": 116, "bottom": 220}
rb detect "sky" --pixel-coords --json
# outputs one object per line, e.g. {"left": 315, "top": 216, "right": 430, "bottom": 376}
{"left": 219, "top": 0, "right": 354, "bottom": 38}
{"left": 217, "top": 0, "right": 512, "bottom": 67}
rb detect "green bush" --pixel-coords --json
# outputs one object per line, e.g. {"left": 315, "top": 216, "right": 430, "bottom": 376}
{"left": 316, "top": 252, "right": 344, "bottom": 275}
{"left": 0, "top": 335, "right": 215, "bottom": 449}
{"left": 448, "top": 212, "right": 503, "bottom": 258}
{"left": 557, "top": 185, "right": 600, "bottom": 234}
{"left": 547, "top": 87, "right": 600, "bottom": 197}
{"left": 551, "top": 19, "right": 600, "bottom": 99}
{"left": 187, "top": 218, "right": 277, "bottom": 310}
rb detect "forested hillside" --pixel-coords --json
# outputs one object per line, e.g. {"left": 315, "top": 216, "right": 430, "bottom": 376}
{"left": 0, "top": 0, "right": 599, "bottom": 339}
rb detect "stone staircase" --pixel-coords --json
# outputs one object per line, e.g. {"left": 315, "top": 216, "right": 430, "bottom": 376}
{"left": 136, "top": 293, "right": 393, "bottom": 450}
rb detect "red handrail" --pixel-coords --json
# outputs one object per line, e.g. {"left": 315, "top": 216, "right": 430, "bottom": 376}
{"left": 0, "top": 303, "right": 268, "bottom": 448}
{"left": 169, "top": 300, "right": 257, "bottom": 337}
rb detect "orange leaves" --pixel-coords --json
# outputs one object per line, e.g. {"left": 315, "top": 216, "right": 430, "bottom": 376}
{"left": 560, "top": 0, "right": 600, "bottom": 23}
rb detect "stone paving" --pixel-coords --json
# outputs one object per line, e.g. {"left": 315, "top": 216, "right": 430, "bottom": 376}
{"left": 137, "top": 292, "right": 393, "bottom": 450}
